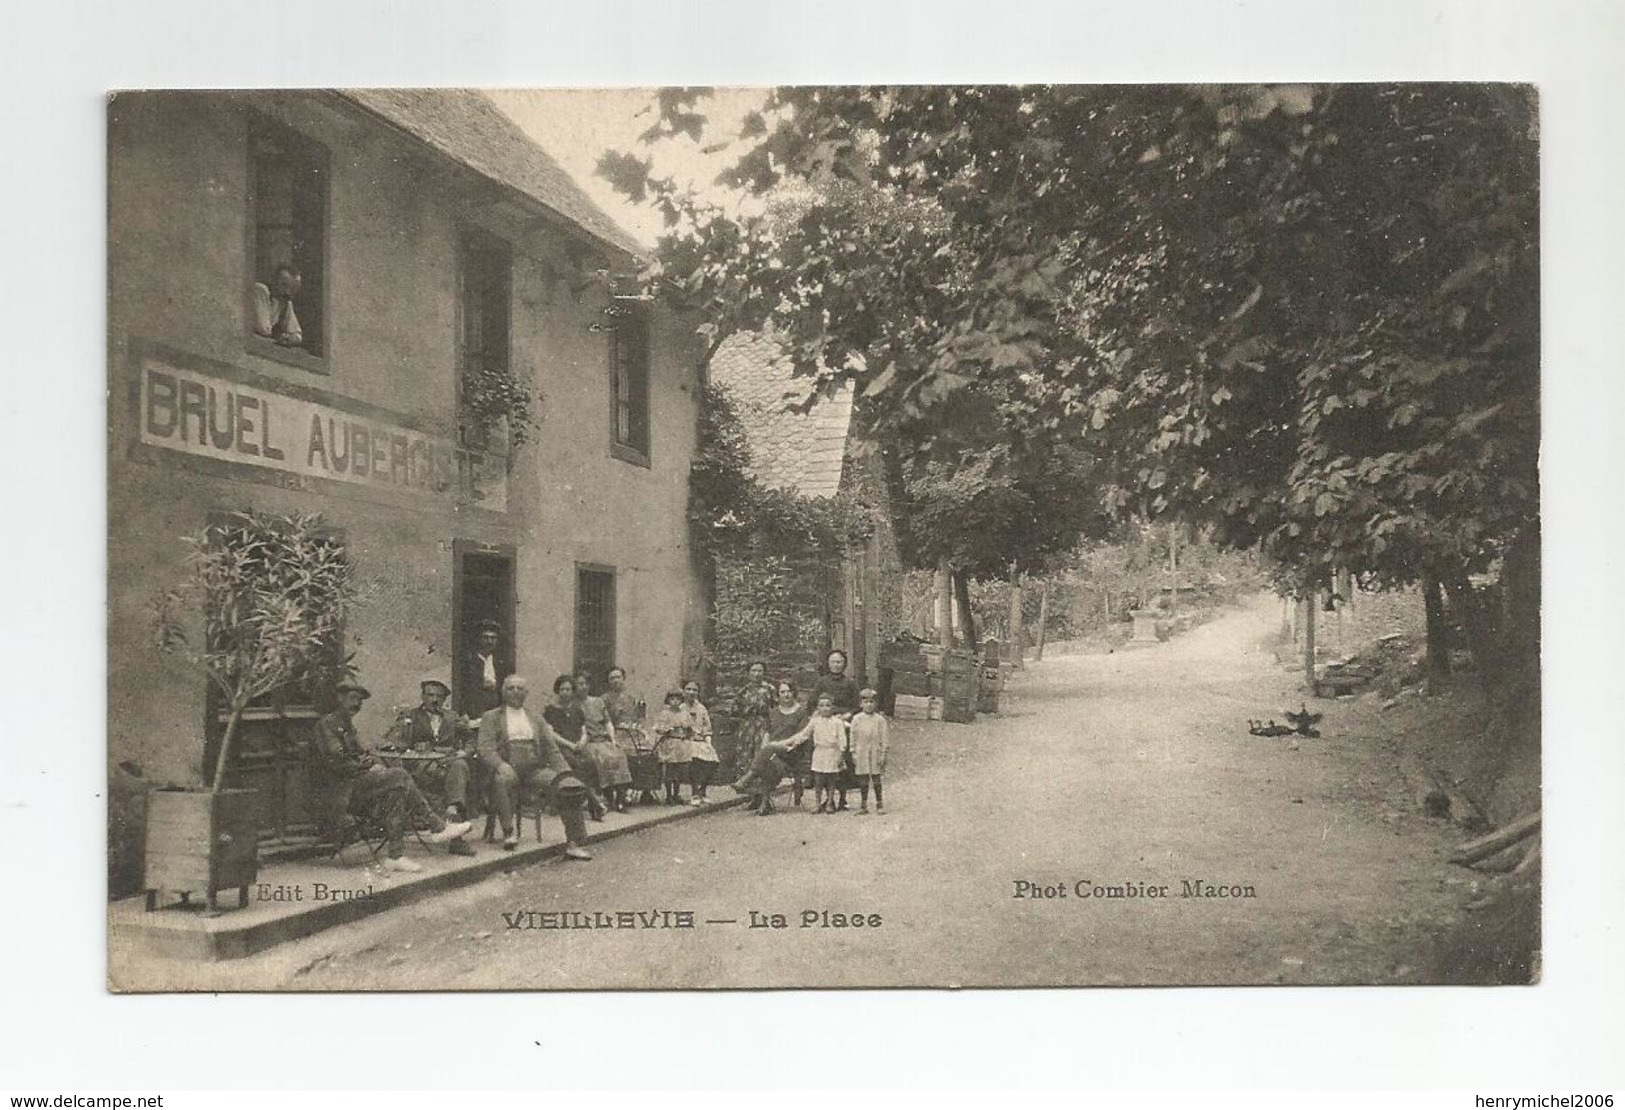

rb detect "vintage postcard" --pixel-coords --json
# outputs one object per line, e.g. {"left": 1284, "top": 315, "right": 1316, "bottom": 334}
{"left": 107, "top": 85, "right": 1540, "bottom": 992}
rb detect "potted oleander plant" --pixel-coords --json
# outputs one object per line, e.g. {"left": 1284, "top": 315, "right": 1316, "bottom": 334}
{"left": 147, "top": 511, "right": 356, "bottom": 912}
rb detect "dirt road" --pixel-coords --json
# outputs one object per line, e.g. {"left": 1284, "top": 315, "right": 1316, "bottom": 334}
{"left": 205, "top": 595, "right": 1475, "bottom": 989}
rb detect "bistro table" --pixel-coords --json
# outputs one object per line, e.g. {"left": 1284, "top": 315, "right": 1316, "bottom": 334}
{"left": 374, "top": 746, "right": 486, "bottom": 820}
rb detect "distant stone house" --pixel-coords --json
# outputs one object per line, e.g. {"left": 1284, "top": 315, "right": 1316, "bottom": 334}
{"left": 707, "top": 332, "right": 902, "bottom": 691}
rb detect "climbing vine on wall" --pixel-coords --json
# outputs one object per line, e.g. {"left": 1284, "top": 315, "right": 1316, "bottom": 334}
{"left": 690, "top": 382, "right": 876, "bottom": 565}
{"left": 690, "top": 381, "right": 878, "bottom": 677}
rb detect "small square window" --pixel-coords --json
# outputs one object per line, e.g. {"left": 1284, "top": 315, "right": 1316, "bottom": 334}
{"left": 249, "top": 118, "right": 328, "bottom": 359}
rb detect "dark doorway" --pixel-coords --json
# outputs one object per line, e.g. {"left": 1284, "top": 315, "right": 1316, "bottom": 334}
{"left": 453, "top": 542, "right": 517, "bottom": 718}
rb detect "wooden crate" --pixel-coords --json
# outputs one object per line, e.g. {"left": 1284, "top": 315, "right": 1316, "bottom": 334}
{"left": 894, "top": 694, "right": 932, "bottom": 720}
{"left": 890, "top": 670, "right": 941, "bottom": 698}
{"left": 878, "top": 641, "right": 926, "bottom": 671}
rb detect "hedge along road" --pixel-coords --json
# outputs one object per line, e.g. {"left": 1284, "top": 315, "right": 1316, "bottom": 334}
{"left": 203, "top": 593, "right": 1473, "bottom": 989}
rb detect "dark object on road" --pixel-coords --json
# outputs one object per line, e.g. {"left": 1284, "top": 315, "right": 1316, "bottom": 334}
{"left": 1285, "top": 704, "right": 1323, "bottom": 738}
{"left": 1248, "top": 719, "right": 1295, "bottom": 737}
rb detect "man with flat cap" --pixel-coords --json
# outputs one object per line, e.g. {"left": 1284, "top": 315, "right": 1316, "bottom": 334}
{"left": 385, "top": 678, "right": 477, "bottom": 855}
{"left": 313, "top": 679, "right": 473, "bottom": 873}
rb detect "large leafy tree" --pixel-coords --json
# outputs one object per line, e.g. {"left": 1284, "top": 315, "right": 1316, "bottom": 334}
{"left": 603, "top": 83, "right": 1538, "bottom": 693}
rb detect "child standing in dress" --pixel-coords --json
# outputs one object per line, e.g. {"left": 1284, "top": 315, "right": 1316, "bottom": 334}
{"left": 682, "top": 679, "right": 720, "bottom": 805}
{"left": 783, "top": 693, "right": 850, "bottom": 814}
{"left": 848, "top": 688, "right": 890, "bottom": 815}
{"left": 651, "top": 690, "right": 693, "bottom": 805}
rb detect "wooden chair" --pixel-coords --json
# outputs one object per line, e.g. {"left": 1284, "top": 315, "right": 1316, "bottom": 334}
{"left": 481, "top": 768, "right": 548, "bottom": 844}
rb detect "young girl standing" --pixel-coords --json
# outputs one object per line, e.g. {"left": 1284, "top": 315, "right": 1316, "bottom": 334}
{"left": 651, "top": 690, "right": 693, "bottom": 805}
{"left": 783, "top": 693, "right": 850, "bottom": 814}
{"left": 848, "top": 688, "right": 891, "bottom": 814}
{"left": 682, "top": 680, "right": 719, "bottom": 805}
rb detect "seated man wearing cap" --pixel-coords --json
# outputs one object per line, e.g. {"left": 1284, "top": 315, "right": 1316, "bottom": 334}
{"left": 313, "top": 680, "right": 473, "bottom": 874}
{"left": 478, "top": 675, "right": 593, "bottom": 859}
{"left": 384, "top": 678, "right": 477, "bottom": 856}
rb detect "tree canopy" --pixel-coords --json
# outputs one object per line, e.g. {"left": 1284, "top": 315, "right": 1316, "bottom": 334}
{"left": 603, "top": 83, "right": 1539, "bottom": 681}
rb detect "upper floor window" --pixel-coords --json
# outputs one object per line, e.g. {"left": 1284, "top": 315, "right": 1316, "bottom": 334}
{"left": 457, "top": 231, "right": 513, "bottom": 448}
{"left": 459, "top": 231, "right": 512, "bottom": 381}
{"left": 609, "top": 308, "right": 650, "bottom": 465}
{"left": 248, "top": 118, "right": 328, "bottom": 361}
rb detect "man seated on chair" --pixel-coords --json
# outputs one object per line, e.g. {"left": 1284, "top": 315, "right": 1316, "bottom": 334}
{"left": 477, "top": 675, "right": 593, "bottom": 860}
{"left": 385, "top": 678, "right": 476, "bottom": 833}
{"left": 313, "top": 680, "right": 474, "bottom": 873}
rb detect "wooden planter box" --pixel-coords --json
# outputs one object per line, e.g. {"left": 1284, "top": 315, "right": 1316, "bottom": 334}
{"left": 144, "top": 787, "right": 259, "bottom": 913}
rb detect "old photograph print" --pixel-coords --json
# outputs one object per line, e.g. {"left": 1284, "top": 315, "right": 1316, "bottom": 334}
{"left": 107, "top": 85, "right": 1540, "bottom": 991}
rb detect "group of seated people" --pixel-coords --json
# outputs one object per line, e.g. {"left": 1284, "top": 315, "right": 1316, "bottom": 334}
{"left": 309, "top": 619, "right": 704, "bottom": 871}
{"left": 310, "top": 636, "right": 890, "bottom": 874}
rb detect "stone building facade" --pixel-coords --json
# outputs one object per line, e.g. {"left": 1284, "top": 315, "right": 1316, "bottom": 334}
{"left": 107, "top": 90, "right": 705, "bottom": 893}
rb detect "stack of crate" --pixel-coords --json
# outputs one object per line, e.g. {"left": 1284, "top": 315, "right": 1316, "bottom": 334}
{"left": 880, "top": 640, "right": 934, "bottom": 719}
{"left": 878, "top": 641, "right": 981, "bottom": 723}
{"left": 940, "top": 649, "right": 980, "bottom": 723}
{"left": 977, "top": 660, "right": 1005, "bottom": 714}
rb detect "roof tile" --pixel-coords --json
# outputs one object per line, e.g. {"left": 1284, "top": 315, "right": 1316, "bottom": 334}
{"left": 337, "top": 88, "right": 645, "bottom": 258}
{"left": 709, "top": 332, "right": 853, "bottom": 498}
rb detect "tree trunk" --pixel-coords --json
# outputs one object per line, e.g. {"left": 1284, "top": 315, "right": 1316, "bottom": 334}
{"left": 1167, "top": 523, "right": 1179, "bottom": 615}
{"left": 1302, "top": 592, "right": 1317, "bottom": 696}
{"left": 210, "top": 697, "right": 248, "bottom": 792}
{"left": 934, "top": 561, "right": 953, "bottom": 649}
{"left": 1501, "top": 521, "right": 1540, "bottom": 700}
{"left": 1443, "top": 568, "right": 1505, "bottom": 700}
{"left": 954, "top": 569, "right": 980, "bottom": 654}
{"left": 1008, "top": 567, "right": 1025, "bottom": 669}
{"left": 1422, "top": 571, "right": 1452, "bottom": 686}
{"left": 1035, "top": 583, "right": 1050, "bottom": 661}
